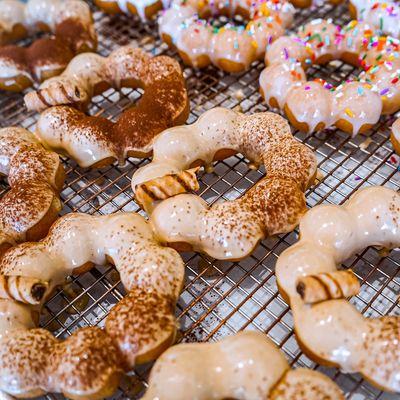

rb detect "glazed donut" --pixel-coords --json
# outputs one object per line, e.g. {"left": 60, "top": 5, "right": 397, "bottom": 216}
{"left": 390, "top": 117, "right": 400, "bottom": 155}
{"left": 0, "top": 211, "right": 185, "bottom": 399}
{"left": 260, "top": 19, "right": 400, "bottom": 135}
{"left": 143, "top": 331, "right": 344, "bottom": 400}
{"left": 0, "top": 0, "right": 97, "bottom": 92}
{"left": 276, "top": 186, "right": 400, "bottom": 392}
{"left": 129, "top": 108, "right": 317, "bottom": 259}
{"left": 26, "top": 46, "right": 189, "bottom": 168}
{"left": 350, "top": 0, "right": 400, "bottom": 38}
{"left": 158, "top": 0, "right": 295, "bottom": 72}
{"left": 0, "top": 127, "right": 64, "bottom": 254}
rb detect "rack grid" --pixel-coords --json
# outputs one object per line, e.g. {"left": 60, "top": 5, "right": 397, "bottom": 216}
{"left": 0, "top": 1, "right": 399, "bottom": 399}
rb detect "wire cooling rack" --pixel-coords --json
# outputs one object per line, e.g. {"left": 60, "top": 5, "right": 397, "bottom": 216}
{"left": 0, "top": 1, "right": 399, "bottom": 399}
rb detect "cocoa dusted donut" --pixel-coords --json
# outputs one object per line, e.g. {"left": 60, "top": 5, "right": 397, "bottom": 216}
{"left": 0, "top": 127, "right": 64, "bottom": 256}
{"left": 130, "top": 107, "right": 317, "bottom": 260}
{"left": 26, "top": 46, "right": 190, "bottom": 168}
{"left": 0, "top": 0, "right": 97, "bottom": 92}
{"left": 0, "top": 212, "right": 185, "bottom": 399}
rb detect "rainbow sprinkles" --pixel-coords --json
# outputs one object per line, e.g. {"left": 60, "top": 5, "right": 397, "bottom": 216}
{"left": 260, "top": 18, "right": 400, "bottom": 136}
{"left": 158, "top": 0, "right": 295, "bottom": 72}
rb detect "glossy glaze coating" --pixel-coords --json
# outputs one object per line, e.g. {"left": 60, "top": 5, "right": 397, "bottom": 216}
{"left": 0, "top": 127, "right": 64, "bottom": 252}
{"left": 260, "top": 19, "right": 400, "bottom": 136}
{"left": 0, "top": 212, "right": 185, "bottom": 399}
{"left": 27, "top": 47, "right": 189, "bottom": 167}
{"left": 130, "top": 108, "right": 316, "bottom": 260}
{"left": 143, "top": 331, "right": 344, "bottom": 400}
{"left": 276, "top": 186, "right": 400, "bottom": 392}
{"left": 158, "top": 0, "right": 295, "bottom": 72}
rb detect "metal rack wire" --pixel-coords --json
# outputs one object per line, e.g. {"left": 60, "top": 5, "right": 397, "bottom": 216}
{"left": 0, "top": 1, "right": 399, "bottom": 399}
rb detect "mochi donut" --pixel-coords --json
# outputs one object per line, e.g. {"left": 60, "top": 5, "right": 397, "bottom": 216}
{"left": 260, "top": 19, "right": 400, "bottom": 136}
{"left": 143, "top": 331, "right": 345, "bottom": 400}
{"left": 0, "top": 127, "right": 64, "bottom": 254}
{"left": 0, "top": 212, "right": 185, "bottom": 399}
{"left": 158, "top": 0, "right": 295, "bottom": 72}
{"left": 276, "top": 186, "right": 400, "bottom": 392}
{"left": 350, "top": 0, "right": 400, "bottom": 38}
{"left": 391, "top": 117, "right": 400, "bottom": 154}
{"left": 129, "top": 108, "right": 317, "bottom": 260}
{"left": 25, "top": 46, "right": 189, "bottom": 167}
{"left": 0, "top": 0, "right": 97, "bottom": 92}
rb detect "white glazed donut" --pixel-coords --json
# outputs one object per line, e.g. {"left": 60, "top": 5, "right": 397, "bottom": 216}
{"left": 143, "top": 331, "right": 345, "bottom": 400}
{"left": 276, "top": 186, "right": 400, "bottom": 392}
{"left": 260, "top": 19, "right": 400, "bottom": 136}
{"left": 158, "top": 0, "right": 295, "bottom": 72}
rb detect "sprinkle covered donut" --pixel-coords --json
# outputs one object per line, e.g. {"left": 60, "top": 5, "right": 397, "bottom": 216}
{"left": 25, "top": 46, "right": 189, "bottom": 167}
{"left": 0, "top": 127, "right": 64, "bottom": 254}
{"left": 0, "top": 212, "right": 185, "bottom": 399}
{"left": 276, "top": 186, "right": 400, "bottom": 392}
{"left": 260, "top": 19, "right": 400, "bottom": 136}
{"left": 0, "top": 0, "right": 97, "bottom": 92}
{"left": 130, "top": 107, "right": 317, "bottom": 260}
{"left": 158, "top": 0, "right": 295, "bottom": 72}
{"left": 143, "top": 331, "right": 345, "bottom": 400}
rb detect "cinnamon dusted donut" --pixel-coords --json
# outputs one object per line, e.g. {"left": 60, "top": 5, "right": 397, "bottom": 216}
{"left": 130, "top": 108, "right": 317, "bottom": 260}
{"left": 0, "top": 127, "right": 64, "bottom": 255}
{"left": 26, "top": 46, "right": 189, "bottom": 168}
{"left": 260, "top": 19, "right": 400, "bottom": 136}
{"left": 143, "top": 331, "right": 344, "bottom": 400}
{"left": 0, "top": 212, "right": 185, "bottom": 399}
{"left": 276, "top": 186, "right": 400, "bottom": 392}
{"left": 0, "top": 0, "right": 97, "bottom": 92}
{"left": 158, "top": 0, "right": 295, "bottom": 72}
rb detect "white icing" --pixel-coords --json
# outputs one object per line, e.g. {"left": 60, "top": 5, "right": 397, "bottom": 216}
{"left": 276, "top": 186, "right": 400, "bottom": 391}
{"left": 260, "top": 18, "right": 400, "bottom": 134}
{"left": 0, "top": 0, "right": 91, "bottom": 33}
{"left": 158, "top": 0, "right": 295, "bottom": 71}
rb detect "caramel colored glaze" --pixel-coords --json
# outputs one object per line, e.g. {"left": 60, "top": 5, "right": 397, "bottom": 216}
{"left": 33, "top": 48, "right": 189, "bottom": 167}
{"left": 0, "top": 127, "right": 64, "bottom": 252}
{"left": 0, "top": 1, "right": 96, "bottom": 92}
{"left": 276, "top": 186, "right": 400, "bottom": 392}
{"left": 142, "top": 331, "right": 344, "bottom": 400}
{"left": 0, "top": 212, "right": 185, "bottom": 399}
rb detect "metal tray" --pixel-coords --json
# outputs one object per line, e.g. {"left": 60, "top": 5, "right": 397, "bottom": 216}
{"left": 0, "top": 1, "right": 399, "bottom": 398}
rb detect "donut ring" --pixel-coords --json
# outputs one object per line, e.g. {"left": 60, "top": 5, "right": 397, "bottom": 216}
{"left": 260, "top": 19, "right": 400, "bottom": 136}
{"left": 25, "top": 46, "right": 189, "bottom": 167}
{"left": 276, "top": 186, "right": 400, "bottom": 392}
{"left": 143, "top": 331, "right": 345, "bottom": 400}
{"left": 0, "top": 0, "right": 97, "bottom": 92}
{"left": 129, "top": 107, "right": 317, "bottom": 260}
{"left": 0, "top": 212, "right": 185, "bottom": 399}
{"left": 0, "top": 127, "right": 64, "bottom": 255}
{"left": 158, "top": 0, "right": 295, "bottom": 72}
